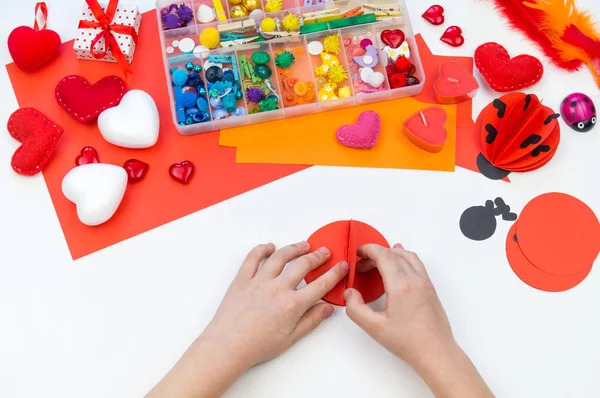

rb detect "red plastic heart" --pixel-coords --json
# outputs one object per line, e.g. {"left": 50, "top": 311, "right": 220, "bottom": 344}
{"left": 380, "top": 29, "right": 405, "bottom": 49}
{"left": 124, "top": 159, "right": 149, "bottom": 183}
{"left": 7, "top": 108, "right": 63, "bottom": 176}
{"left": 440, "top": 26, "right": 465, "bottom": 47}
{"left": 7, "top": 26, "right": 61, "bottom": 72}
{"left": 422, "top": 5, "right": 445, "bottom": 25}
{"left": 169, "top": 161, "right": 194, "bottom": 184}
{"left": 474, "top": 42, "right": 544, "bottom": 92}
{"left": 55, "top": 75, "right": 127, "bottom": 123}
{"left": 75, "top": 146, "right": 99, "bottom": 166}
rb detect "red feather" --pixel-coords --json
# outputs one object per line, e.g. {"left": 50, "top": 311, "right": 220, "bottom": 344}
{"left": 490, "top": 0, "right": 583, "bottom": 70}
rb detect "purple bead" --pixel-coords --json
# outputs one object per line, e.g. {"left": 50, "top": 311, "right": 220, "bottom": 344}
{"left": 360, "top": 38, "right": 373, "bottom": 49}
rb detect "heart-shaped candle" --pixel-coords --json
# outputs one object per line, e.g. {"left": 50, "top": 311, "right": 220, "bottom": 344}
{"left": 422, "top": 5, "right": 445, "bottom": 25}
{"left": 403, "top": 106, "right": 448, "bottom": 153}
{"left": 336, "top": 110, "right": 381, "bottom": 149}
{"left": 124, "top": 159, "right": 149, "bottom": 183}
{"left": 380, "top": 29, "right": 405, "bottom": 49}
{"left": 434, "top": 60, "right": 479, "bottom": 104}
{"left": 169, "top": 161, "right": 195, "bottom": 184}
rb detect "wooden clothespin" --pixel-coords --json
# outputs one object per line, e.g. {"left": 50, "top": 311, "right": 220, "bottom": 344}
{"left": 303, "top": 8, "right": 341, "bottom": 24}
{"left": 363, "top": 3, "right": 402, "bottom": 17}
{"left": 217, "top": 19, "right": 257, "bottom": 34}
{"left": 220, "top": 36, "right": 260, "bottom": 48}
{"left": 341, "top": 6, "right": 363, "bottom": 18}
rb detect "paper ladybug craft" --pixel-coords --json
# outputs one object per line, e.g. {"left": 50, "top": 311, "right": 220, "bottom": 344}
{"left": 476, "top": 92, "right": 561, "bottom": 180}
{"left": 7, "top": 2, "right": 61, "bottom": 72}
{"left": 560, "top": 93, "right": 596, "bottom": 133}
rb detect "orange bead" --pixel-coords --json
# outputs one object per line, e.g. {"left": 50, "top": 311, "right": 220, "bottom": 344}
{"left": 283, "top": 92, "right": 297, "bottom": 107}
{"left": 297, "top": 98, "right": 305, "bottom": 104}
{"left": 294, "top": 81, "right": 308, "bottom": 96}
{"left": 283, "top": 69, "right": 291, "bottom": 77}
{"left": 303, "top": 89, "right": 314, "bottom": 102}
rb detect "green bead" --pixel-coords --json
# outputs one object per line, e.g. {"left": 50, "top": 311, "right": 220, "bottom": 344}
{"left": 193, "top": 64, "right": 202, "bottom": 73}
{"left": 235, "top": 91, "right": 243, "bottom": 100}
{"left": 251, "top": 51, "right": 270, "bottom": 65}
{"left": 255, "top": 64, "right": 272, "bottom": 79}
{"left": 185, "top": 62, "right": 194, "bottom": 71}
{"left": 275, "top": 51, "right": 295, "bottom": 68}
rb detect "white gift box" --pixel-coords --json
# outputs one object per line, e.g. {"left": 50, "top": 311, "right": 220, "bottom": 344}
{"left": 74, "top": 3, "right": 142, "bottom": 64}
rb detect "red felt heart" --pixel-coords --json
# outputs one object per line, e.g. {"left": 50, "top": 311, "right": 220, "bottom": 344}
{"left": 55, "top": 75, "right": 127, "bottom": 123}
{"left": 475, "top": 42, "right": 544, "bottom": 92}
{"left": 422, "top": 5, "right": 445, "bottom": 25}
{"left": 380, "top": 29, "right": 405, "bottom": 49}
{"left": 124, "top": 159, "right": 149, "bottom": 183}
{"left": 440, "top": 26, "right": 465, "bottom": 48}
{"left": 75, "top": 146, "right": 99, "bottom": 166}
{"left": 403, "top": 106, "right": 448, "bottom": 153}
{"left": 7, "top": 26, "right": 61, "bottom": 72}
{"left": 434, "top": 60, "right": 479, "bottom": 104}
{"left": 169, "top": 161, "right": 194, "bottom": 184}
{"left": 8, "top": 108, "right": 63, "bottom": 176}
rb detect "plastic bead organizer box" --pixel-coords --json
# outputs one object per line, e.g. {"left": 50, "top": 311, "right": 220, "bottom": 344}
{"left": 157, "top": 0, "right": 425, "bottom": 135}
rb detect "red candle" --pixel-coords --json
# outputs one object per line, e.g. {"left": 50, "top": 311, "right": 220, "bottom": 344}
{"left": 434, "top": 60, "right": 479, "bottom": 104}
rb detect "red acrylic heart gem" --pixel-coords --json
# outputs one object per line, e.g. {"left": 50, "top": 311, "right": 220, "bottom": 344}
{"left": 7, "top": 108, "right": 63, "bottom": 176}
{"left": 7, "top": 26, "right": 61, "bottom": 72}
{"left": 169, "top": 161, "right": 194, "bottom": 184}
{"left": 55, "top": 75, "right": 127, "bottom": 123}
{"left": 75, "top": 146, "right": 99, "bottom": 166}
{"left": 380, "top": 29, "right": 405, "bottom": 49}
{"left": 441, "top": 26, "right": 465, "bottom": 47}
{"left": 422, "top": 5, "right": 445, "bottom": 25}
{"left": 124, "top": 159, "right": 149, "bottom": 183}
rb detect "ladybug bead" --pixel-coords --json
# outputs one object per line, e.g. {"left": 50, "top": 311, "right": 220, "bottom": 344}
{"left": 560, "top": 93, "right": 596, "bottom": 133}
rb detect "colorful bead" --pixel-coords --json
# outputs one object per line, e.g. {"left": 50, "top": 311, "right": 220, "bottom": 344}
{"left": 172, "top": 69, "right": 189, "bottom": 86}
{"left": 185, "top": 62, "right": 194, "bottom": 71}
{"left": 169, "top": 67, "right": 178, "bottom": 75}
{"left": 186, "top": 72, "right": 202, "bottom": 86}
{"left": 251, "top": 51, "right": 271, "bottom": 65}
{"left": 197, "top": 97, "right": 209, "bottom": 111}
{"left": 213, "top": 108, "right": 228, "bottom": 119}
{"left": 235, "top": 91, "right": 243, "bottom": 100}
{"left": 197, "top": 87, "right": 207, "bottom": 96}
{"left": 205, "top": 66, "right": 224, "bottom": 83}
{"left": 193, "top": 64, "right": 202, "bottom": 73}
{"left": 254, "top": 64, "right": 272, "bottom": 79}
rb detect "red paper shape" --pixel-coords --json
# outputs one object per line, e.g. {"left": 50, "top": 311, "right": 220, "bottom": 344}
{"left": 380, "top": 29, "right": 405, "bottom": 49}
{"left": 422, "top": 5, "right": 445, "bottom": 25}
{"left": 434, "top": 60, "right": 479, "bottom": 104}
{"left": 75, "top": 146, "right": 99, "bottom": 166}
{"left": 403, "top": 106, "right": 448, "bottom": 153}
{"left": 506, "top": 224, "right": 592, "bottom": 292}
{"left": 8, "top": 108, "right": 63, "bottom": 176}
{"left": 477, "top": 93, "right": 560, "bottom": 172}
{"left": 475, "top": 42, "right": 544, "bottom": 92}
{"left": 55, "top": 75, "right": 127, "bottom": 123}
{"left": 440, "top": 26, "right": 465, "bottom": 48}
{"left": 124, "top": 159, "right": 149, "bottom": 183}
{"left": 516, "top": 193, "right": 600, "bottom": 276}
{"left": 305, "top": 220, "right": 388, "bottom": 306}
{"left": 169, "top": 161, "right": 194, "bottom": 184}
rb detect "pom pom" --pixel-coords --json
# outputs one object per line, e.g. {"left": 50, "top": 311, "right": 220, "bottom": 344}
{"left": 385, "top": 64, "right": 397, "bottom": 76}
{"left": 265, "top": 0, "right": 282, "bottom": 12}
{"left": 281, "top": 13, "right": 301, "bottom": 32}
{"left": 327, "top": 64, "right": 348, "bottom": 84}
{"left": 259, "top": 96, "right": 280, "bottom": 111}
{"left": 246, "top": 87, "right": 266, "bottom": 103}
{"left": 275, "top": 51, "right": 295, "bottom": 68}
{"left": 260, "top": 17, "right": 277, "bottom": 32}
{"left": 389, "top": 73, "right": 407, "bottom": 89}
{"left": 323, "top": 34, "right": 341, "bottom": 54}
{"left": 395, "top": 56, "right": 412, "bottom": 74}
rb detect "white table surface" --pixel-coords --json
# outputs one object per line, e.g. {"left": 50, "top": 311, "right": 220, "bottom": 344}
{"left": 1, "top": 0, "right": 600, "bottom": 397}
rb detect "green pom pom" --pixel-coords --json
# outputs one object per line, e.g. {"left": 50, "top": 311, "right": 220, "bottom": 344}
{"left": 275, "top": 51, "right": 295, "bottom": 68}
{"left": 251, "top": 51, "right": 271, "bottom": 65}
{"left": 259, "top": 96, "right": 279, "bottom": 111}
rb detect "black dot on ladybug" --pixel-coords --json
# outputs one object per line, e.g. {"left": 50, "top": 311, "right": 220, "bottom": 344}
{"left": 592, "top": 106, "right": 596, "bottom": 113}
{"left": 583, "top": 97, "right": 590, "bottom": 103}
{"left": 460, "top": 201, "right": 498, "bottom": 241}
{"left": 571, "top": 101, "right": 578, "bottom": 108}
{"left": 524, "top": 94, "right": 532, "bottom": 111}
{"left": 563, "top": 98, "right": 569, "bottom": 104}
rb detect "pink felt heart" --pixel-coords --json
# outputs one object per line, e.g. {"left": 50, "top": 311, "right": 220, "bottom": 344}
{"left": 336, "top": 111, "right": 381, "bottom": 149}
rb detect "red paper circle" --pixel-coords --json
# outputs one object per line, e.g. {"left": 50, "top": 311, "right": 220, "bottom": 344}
{"left": 305, "top": 220, "right": 388, "bottom": 306}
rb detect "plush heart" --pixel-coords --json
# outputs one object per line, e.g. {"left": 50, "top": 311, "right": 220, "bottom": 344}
{"left": 170, "top": 161, "right": 195, "bottom": 184}
{"left": 360, "top": 67, "right": 385, "bottom": 88}
{"left": 422, "top": 5, "right": 445, "bottom": 25}
{"left": 403, "top": 106, "right": 448, "bottom": 153}
{"left": 62, "top": 163, "right": 128, "bottom": 226}
{"left": 380, "top": 29, "right": 405, "bottom": 50}
{"left": 98, "top": 90, "right": 160, "bottom": 149}
{"left": 55, "top": 75, "right": 127, "bottom": 123}
{"left": 123, "top": 159, "right": 149, "bottom": 183}
{"left": 434, "top": 60, "right": 479, "bottom": 104}
{"left": 475, "top": 42, "right": 544, "bottom": 92}
{"left": 75, "top": 146, "right": 99, "bottom": 166}
{"left": 7, "top": 108, "right": 63, "bottom": 176}
{"left": 7, "top": 26, "right": 61, "bottom": 72}
{"left": 440, "top": 26, "right": 464, "bottom": 48}
{"left": 336, "top": 110, "right": 381, "bottom": 149}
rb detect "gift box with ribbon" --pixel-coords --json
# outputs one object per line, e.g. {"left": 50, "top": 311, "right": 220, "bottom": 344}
{"left": 74, "top": 0, "right": 141, "bottom": 74}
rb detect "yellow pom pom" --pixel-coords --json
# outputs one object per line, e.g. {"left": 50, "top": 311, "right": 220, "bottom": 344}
{"left": 327, "top": 63, "right": 348, "bottom": 84}
{"left": 281, "top": 13, "right": 301, "bottom": 32}
{"left": 260, "top": 17, "right": 277, "bottom": 32}
{"left": 338, "top": 86, "right": 352, "bottom": 98}
{"left": 199, "top": 27, "right": 220, "bottom": 49}
{"left": 265, "top": 0, "right": 282, "bottom": 12}
{"left": 323, "top": 34, "right": 340, "bottom": 54}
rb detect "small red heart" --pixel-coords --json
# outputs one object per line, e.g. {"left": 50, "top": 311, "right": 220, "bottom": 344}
{"left": 475, "top": 42, "right": 544, "bottom": 92}
{"left": 169, "top": 161, "right": 194, "bottom": 184}
{"left": 403, "top": 106, "right": 448, "bottom": 153}
{"left": 55, "top": 75, "right": 127, "bottom": 123}
{"left": 441, "top": 26, "right": 465, "bottom": 47}
{"left": 380, "top": 29, "right": 405, "bottom": 49}
{"left": 434, "top": 60, "right": 479, "bottom": 104}
{"left": 124, "top": 159, "right": 149, "bottom": 183}
{"left": 75, "top": 147, "right": 99, "bottom": 166}
{"left": 422, "top": 5, "right": 445, "bottom": 25}
{"left": 7, "top": 26, "right": 61, "bottom": 72}
{"left": 7, "top": 108, "right": 63, "bottom": 176}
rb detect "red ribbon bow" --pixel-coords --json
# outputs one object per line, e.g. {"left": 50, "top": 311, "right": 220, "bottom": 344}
{"left": 78, "top": 0, "right": 138, "bottom": 75}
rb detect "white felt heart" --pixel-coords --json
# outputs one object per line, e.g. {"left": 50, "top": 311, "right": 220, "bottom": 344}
{"left": 62, "top": 163, "right": 128, "bottom": 226}
{"left": 98, "top": 89, "right": 159, "bottom": 149}
{"left": 360, "top": 67, "right": 385, "bottom": 88}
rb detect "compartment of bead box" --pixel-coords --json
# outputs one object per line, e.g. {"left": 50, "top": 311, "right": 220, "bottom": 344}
{"left": 157, "top": 0, "right": 425, "bottom": 135}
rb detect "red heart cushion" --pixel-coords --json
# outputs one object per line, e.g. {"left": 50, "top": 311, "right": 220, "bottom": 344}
{"left": 8, "top": 108, "right": 63, "bottom": 176}
{"left": 475, "top": 42, "right": 544, "bottom": 92}
{"left": 55, "top": 75, "right": 127, "bottom": 123}
{"left": 7, "top": 26, "right": 61, "bottom": 72}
